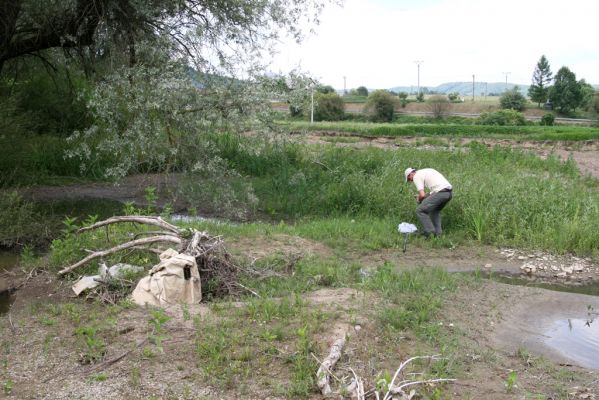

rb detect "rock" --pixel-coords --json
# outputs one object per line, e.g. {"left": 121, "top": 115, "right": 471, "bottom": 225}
{"left": 556, "top": 272, "right": 567, "bottom": 278}
{"left": 517, "top": 256, "right": 527, "bottom": 260}
{"left": 484, "top": 263, "right": 492, "bottom": 269}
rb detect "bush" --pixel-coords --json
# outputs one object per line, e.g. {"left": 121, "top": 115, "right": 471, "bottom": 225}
{"left": 365, "top": 90, "right": 398, "bottom": 122}
{"left": 447, "top": 92, "right": 460, "bottom": 102}
{"left": 499, "top": 87, "right": 527, "bottom": 111}
{"left": 312, "top": 92, "right": 345, "bottom": 121}
{"left": 0, "top": 191, "right": 47, "bottom": 248}
{"left": 477, "top": 110, "right": 527, "bottom": 126}
{"left": 588, "top": 92, "right": 599, "bottom": 118}
{"left": 540, "top": 113, "right": 555, "bottom": 126}
{"left": 427, "top": 95, "right": 450, "bottom": 119}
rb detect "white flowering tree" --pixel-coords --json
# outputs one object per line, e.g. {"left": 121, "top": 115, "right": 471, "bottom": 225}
{"left": 0, "top": 0, "right": 336, "bottom": 217}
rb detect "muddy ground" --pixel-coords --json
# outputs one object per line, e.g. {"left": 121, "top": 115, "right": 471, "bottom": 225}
{"left": 1, "top": 243, "right": 599, "bottom": 399}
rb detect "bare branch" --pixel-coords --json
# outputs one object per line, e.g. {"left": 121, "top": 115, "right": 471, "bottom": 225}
{"left": 77, "top": 216, "right": 180, "bottom": 234}
{"left": 58, "top": 235, "right": 182, "bottom": 276}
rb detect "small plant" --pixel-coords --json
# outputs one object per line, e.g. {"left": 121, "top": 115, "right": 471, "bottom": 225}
{"left": 540, "top": 113, "right": 555, "bottom": 126}
{"left": 142, "top": 346, "right": 156, "bottom": 358}
{"left": 130, "top": 366, "right": 141, "bottom": 387}
{"left": 3, "top": 379, "right": 13, "bottom": 395}
{"left": 90, "top": 372, "right": 108, "bottom": 382}
{"left": 144, "top": 186, "right": 158, "bottom": 214}
{"left": 148, "top": 308, "right": 171, "bottom": 352}
{"left": 75, "top": 326, "right": 106, "bottom": 364}
{"left": 505, "top": 370, "right": 518, "bottom": 393}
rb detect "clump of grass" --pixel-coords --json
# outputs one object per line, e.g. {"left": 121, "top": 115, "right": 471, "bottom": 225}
{"left": 366, "top": 264, "right": 456, "bottom": 339}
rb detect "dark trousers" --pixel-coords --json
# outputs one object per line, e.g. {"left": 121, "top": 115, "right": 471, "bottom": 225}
{"left": 416, "top": 190, "right": 452, "bottom": 235}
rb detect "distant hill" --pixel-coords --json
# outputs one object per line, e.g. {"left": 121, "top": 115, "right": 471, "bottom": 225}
{"left": 389, "top": 82, "right": 529, "bottom": 96}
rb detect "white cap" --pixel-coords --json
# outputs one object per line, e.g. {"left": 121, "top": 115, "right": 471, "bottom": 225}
{"left": 404, "top": 168, "right": 415, "bottom": 182}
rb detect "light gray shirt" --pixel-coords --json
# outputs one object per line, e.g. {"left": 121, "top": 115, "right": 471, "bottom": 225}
{"left": 413, "top": 168, "right": 452, "bottom": 194}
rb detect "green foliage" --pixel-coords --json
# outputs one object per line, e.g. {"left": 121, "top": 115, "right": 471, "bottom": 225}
{"left": 588, "top": 92, "right": 599, "bottom": 117}
{"left": 366, "top": 265, "right": 456, "bottom": 338}
{"left": 0, "top": 191, "right": 47, "bottom": 248}
{"left": 447, "top": 92, "right": 460, "bottom": 101}
{"left": 287, "top": 120, "right": 599, "bottom": 140}
{"left": 500, "top": 87, "right": 527, "bottom": 111}
{"left": 528, "top": 55, "right": 553, "bottom": 106}
{"left": 540, "top": 113, "right": 555, "bottom": 126}
{"left": 416, "top": 92, "right": 425, "bottom": 102}
{"left": 0, "top": 133, "right": 88, "bottom": 186}
{"left": 365, "top": 90, "right": 398, "bottom": 122}
{"left": 427, "top": 95, "right": 450, "bottom": 119}
{"left": 316, "top": 85, "right": 335, "bottom": 94}
{"left": 398, "top": 92, "right": 409, "bottom": 108}
{"left": 355, "top": 86, "right": 369, "bottom": 97}
{"left": 312, "top": 92, "right": 345, "bottom": 121}
{"left": 549, "top": 66, "right": 584, "bottom": 115}
{"left": 75, "top": 326, "right": 106, "bottom": 364}
{"left": 477, "top": 109, "right": 527, "bottom": 126}
{"left": 505, "top": 371, "right": 518, "bottom": 393}
{"left": 579, "top": 80, "right": 596, "bottom": 110}
{"left": 209, "top": 134, "right": 599, "bottom": 254}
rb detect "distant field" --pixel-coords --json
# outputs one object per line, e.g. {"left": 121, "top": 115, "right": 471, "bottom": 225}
{"left": 282, "top": 121, "right": 599, "bottom": 141}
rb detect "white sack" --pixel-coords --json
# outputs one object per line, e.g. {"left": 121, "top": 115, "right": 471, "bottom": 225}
{"left": 131, "top": 249, "right": 202, "bottom": 307}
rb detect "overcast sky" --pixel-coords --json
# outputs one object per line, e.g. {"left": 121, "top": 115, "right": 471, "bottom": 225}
{"left": 269, "top": 0, "right": 599, "bottom": 90}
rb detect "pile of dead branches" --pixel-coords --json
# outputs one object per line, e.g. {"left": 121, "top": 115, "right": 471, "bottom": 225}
{"left": 57, "top": 215, "right": 242, "bottom": 299}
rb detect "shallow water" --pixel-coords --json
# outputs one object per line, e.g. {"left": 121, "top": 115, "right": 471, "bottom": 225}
{"left": 472, "top": 271, "right": 599, "bottom": 297}
{"left": 544, "top": 318, "right": 599, "bottom": 369}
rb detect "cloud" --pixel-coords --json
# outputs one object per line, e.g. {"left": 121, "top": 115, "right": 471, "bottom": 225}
{"left": 269, "top": 0, "right": 599, "bottom": 88}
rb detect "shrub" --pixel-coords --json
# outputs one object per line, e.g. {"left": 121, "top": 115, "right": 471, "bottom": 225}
{"left": 500, "top": 87, "right": 527, "bottom": 111}
{"left": 477, "top": 110, "right": 527, "bottom": 126}
{"left": 540, "top": 113, "right": 555, "bottom": 126}
{"left": 365, "top": 90, "right": 398, "bottom": 122}
{"left": 416, "top": 92, "right": 424, "bottom": 102}
{"left": 398, "top": 92, "right": 409, "bottom": 108}
{"left": 0, "top": 191, "right": 47, "bottom": 248}
{"left": 427, "top": 95, "right": 450, "bottom": 119}
{"left": 312, "top": 92, "right": 345, "bottom": 121}
{"left": 447, "top": 92, "right": 460, "bottom": 102}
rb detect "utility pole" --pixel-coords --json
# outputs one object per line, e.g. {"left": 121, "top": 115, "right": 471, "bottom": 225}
{"left": 472, "top": 74, "right": 475, "bottom": 102}
{"left": 414, "top": 60, "right": 423, "bottom": 98}
{"left": 502, "top": 72, "right": 511, "bottom": 92}
{"left": 484, "top": 82, "right": 488, "bottom": 102}
{"left": 343, "top": 76, "right": 347, "bottom": 95}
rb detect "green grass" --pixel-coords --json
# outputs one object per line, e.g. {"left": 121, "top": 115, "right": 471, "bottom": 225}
{"left": 282, "top": 120, "right": 599, "bottom": 141}
{"left": 0, "top": 134, "right": 90, "bottom": 186}
{"left": 202, "top": 134, "right": 599, "bottom": 254}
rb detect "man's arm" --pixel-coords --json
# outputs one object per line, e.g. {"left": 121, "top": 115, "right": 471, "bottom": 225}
{"left": 417, "top": 190, "right": 427, "bottom": 203}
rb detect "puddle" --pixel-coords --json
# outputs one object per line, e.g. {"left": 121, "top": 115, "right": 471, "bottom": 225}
{"left": 468, "top": 271, "right": 599, "bottom": 297}
{"left": 545, "top": 318, "right": 599, "bottom": 369}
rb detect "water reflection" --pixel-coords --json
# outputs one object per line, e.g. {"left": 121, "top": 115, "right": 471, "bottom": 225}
{"left": 545, "top": 318, "right": 599, "bottom": 369}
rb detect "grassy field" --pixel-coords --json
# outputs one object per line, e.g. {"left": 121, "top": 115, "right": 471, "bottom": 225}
{"left": 282, "top": 120, "right": 599, "bottom": 141}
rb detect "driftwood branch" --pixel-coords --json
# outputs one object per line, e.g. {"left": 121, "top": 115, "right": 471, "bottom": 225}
{"left": 58, "top": 235, "right": 182, "bottom": 276}
{"left": 316, "top": 335, "right": 346, "bottom": 395}
{"left": 78, "top": 216, "right": 180, "bottom": 234}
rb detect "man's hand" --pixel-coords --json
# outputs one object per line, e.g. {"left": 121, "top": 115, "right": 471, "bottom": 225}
{"left": 417, "top": 190, "right": 427, "bottom": 203}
